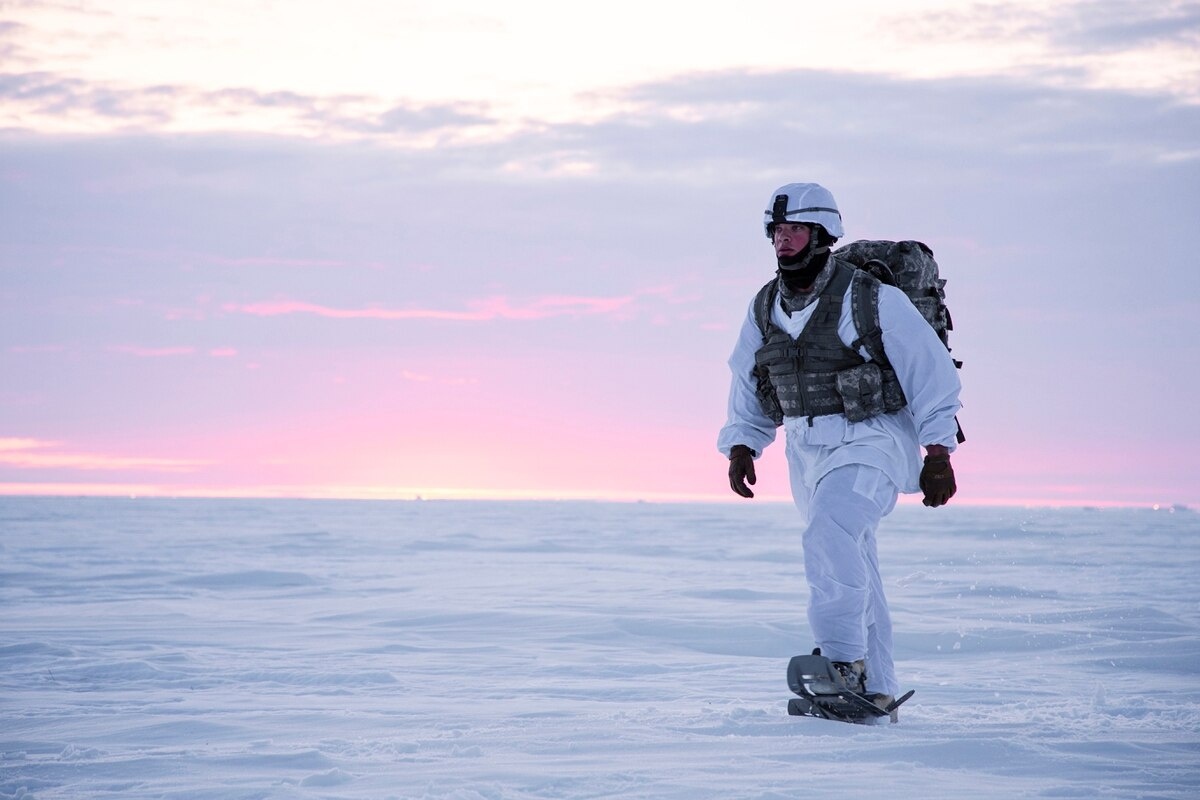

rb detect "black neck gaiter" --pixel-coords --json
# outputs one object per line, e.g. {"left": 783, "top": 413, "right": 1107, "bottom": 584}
{"left": 778, "top": 251, "right": 834, "bottom": 315}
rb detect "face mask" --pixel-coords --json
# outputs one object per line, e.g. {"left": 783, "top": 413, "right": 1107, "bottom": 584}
{"left": 778, "top": 247, "right": 831, "bottom": 288}
{"left": 777, "top": 251, "right": 835, "bottom": 314}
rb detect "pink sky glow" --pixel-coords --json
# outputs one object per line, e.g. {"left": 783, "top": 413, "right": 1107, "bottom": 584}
{"left": 2, "top": 1, "right": 1198, "bottom": 508}
{"left": 224, "top": 294, "right": 638, "bottom": 322}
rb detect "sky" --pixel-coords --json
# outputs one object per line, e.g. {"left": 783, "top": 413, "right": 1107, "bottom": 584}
{"left": 2, "top": 0, "right": 1199, "bottom": 506}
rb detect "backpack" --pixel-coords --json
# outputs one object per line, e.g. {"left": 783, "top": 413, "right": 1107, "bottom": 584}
{"left": 836, "top": 239, "right": 964, "bottom": 443}
{"left": 833, "top": 240, "right": 959, "bottom": 368}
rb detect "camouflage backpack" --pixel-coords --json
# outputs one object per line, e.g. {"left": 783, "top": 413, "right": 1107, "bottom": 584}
{"left": 836, "top": 240, "right": 964, "bottom": 442}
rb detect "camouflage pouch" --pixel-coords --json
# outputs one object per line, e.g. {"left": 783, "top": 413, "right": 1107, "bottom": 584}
{"left": 835, "top": 363, "right": 887, "bottom": 423}
{"left": 751, "top": 364, "right": 785, "bottom": 426}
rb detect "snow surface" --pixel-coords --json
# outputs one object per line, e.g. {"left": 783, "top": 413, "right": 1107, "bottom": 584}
{"left": 1, "top": 497, "right": 1198, "bottom": 799}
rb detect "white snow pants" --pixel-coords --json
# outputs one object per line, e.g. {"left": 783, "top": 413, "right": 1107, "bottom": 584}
{"left": 793, "top": 464, "right": 900, "bottom": 696}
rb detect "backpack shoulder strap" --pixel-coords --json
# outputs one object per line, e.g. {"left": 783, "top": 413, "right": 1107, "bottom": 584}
{"left": 849, "top": 268, "right": 890, "bottom": 367}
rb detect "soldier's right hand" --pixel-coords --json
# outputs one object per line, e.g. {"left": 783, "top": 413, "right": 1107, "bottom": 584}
{"left": 728, "top": 445, "right": 757, "bottom": 499}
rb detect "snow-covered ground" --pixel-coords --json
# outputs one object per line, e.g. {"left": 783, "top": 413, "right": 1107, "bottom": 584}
{"left": 2, "top": 497, "right": 1197, "bottom": 799}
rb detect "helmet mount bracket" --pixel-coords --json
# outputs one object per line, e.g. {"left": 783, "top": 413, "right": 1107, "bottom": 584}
{"left": 772, "top": 194, "right": 789, "bottom": 225}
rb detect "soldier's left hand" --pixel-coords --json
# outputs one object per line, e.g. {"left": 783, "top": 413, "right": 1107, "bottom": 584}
{"left": 920, "top": 450, "right": 956, "bottom": 507}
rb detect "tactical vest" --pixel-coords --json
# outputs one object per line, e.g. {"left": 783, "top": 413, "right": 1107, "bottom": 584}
{"left": 751, "top": 262, "right": 907, "bottom": 426}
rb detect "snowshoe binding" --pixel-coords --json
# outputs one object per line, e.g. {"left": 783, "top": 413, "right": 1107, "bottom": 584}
{"left": 786, "top": 649, "right": 913, "bottom": 724}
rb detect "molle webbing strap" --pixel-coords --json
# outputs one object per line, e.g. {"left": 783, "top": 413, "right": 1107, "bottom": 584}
{"left": 798, "top": 266, "right": 854, "bottom": 355}
{"left": 752, "top": 279, "right": 777, "bottom": 338}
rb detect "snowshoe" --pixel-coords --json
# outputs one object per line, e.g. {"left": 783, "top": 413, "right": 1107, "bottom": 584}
{"left": 786, "top": 650, "right": 913, "bottom": 724}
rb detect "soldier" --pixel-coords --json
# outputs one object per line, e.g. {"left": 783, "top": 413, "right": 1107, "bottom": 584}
{"left": 717, "top": 182, "right": 962, "bottom": 713}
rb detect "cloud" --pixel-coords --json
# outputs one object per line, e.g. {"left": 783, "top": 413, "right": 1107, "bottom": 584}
{"left": 0, "top": 72, "right": 174, "bottom": 125}
{"left": 3, "top": 65, "right": 1197, "bottom": 367}
{"left": 207, "top": 255, "right": 350, "bottom": 268}
{"left": 1033, "top": 0, "right": 1200, "bottom": 51}
{"left": 872, "top": 1, "right": 1200, "bottom": 104}
{"left": 892, "top": 0, "right": 1200, "bottom": 51}
{"left": 598, "top": 68, "right": 1200, "bottom": 168}
{"left": 223, "top": 294, "right": 637, "bottom": 322}
{"left": 0, "top": 71, "right": 498, "bottom": 138}
{"left": 886, "top": 0, "right": 1200, "bottom": 102}
{"left": 0, "top": 437, "right": 208, "bottom": 471}
{"left": 359, "top": 103, "right": 495, "bottom": 134}
{"left": 2, "top": 1, "right": 114, "bottom": 15}
{"left": 7, "top": 344, "right": 66, "bottom": 353}
{"left": 0, "top": 19, "right": 35, "bottom": 66}
{"left": 103, "top": 345, "right": 238, "bottom": 358}
{"left": 107, "top": 345, "right": 197, "bottom": 357}
{"left": 4, "top": 52, "right": 1197, "bottom": 173}
{"left": 0, "top": 437, "right": 43, "bottom": 451}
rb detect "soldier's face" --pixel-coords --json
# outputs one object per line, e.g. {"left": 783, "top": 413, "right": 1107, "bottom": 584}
{"left": 773, "top": 223, "right": 811, "bottom": 258}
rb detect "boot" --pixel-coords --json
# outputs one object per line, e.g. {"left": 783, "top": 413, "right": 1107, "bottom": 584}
{"left": 833, "top": 658, "right": 898, "bottom": 720}
{"left": 830, "top": 659, "right": 867, "bottom": 693}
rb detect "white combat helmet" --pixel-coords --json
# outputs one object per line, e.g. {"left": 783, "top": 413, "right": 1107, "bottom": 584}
{"left": 763, "top": 183, "right": 844, "bottom": 240}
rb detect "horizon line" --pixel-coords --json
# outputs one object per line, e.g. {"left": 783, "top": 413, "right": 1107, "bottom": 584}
{"left": 0, "top": 483, "right": 1192, "bottom": 512}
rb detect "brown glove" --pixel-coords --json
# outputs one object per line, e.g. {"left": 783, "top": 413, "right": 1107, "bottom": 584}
{"left": 728, "top": 445, "right": 757, "bottom": 499}
{"left": 920, "top": 448, "right": 956, "bottom": 507}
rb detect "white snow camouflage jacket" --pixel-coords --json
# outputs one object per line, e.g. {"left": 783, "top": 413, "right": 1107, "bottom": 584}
{"left": 717, "top": 277, "right": 962, "bottom": 497}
